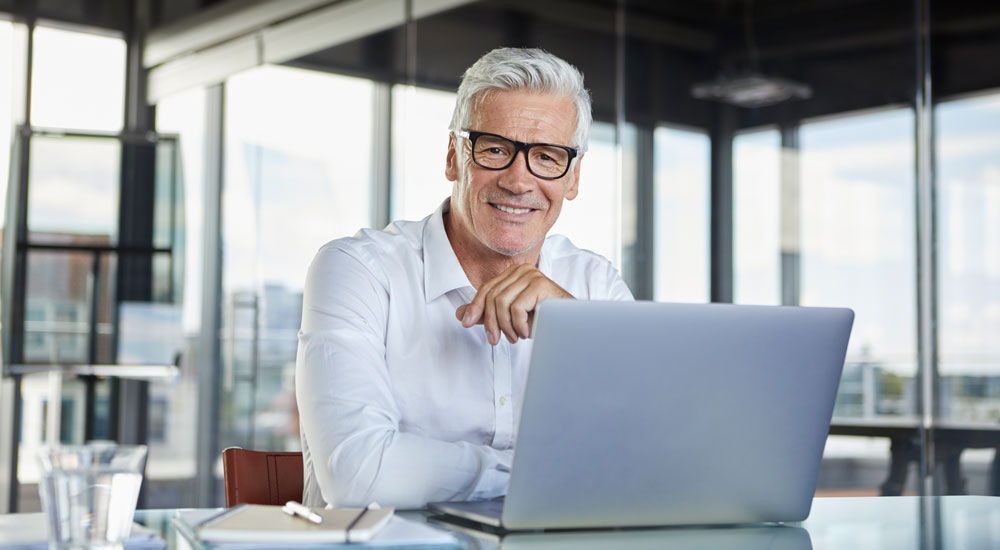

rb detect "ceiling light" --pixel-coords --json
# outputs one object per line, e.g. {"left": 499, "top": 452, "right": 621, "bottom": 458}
{"left": 691, "top": 74, "right": 813, "bottom": 108}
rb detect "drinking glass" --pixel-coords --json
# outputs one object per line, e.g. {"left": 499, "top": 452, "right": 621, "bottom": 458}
{"left": 37, "top": 443, "right": 148, "bottom": 550}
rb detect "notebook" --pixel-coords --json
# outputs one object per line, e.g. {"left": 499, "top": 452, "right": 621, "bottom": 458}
{"left": 430, "top": 300, "right": 854, "bottom": 531}
{"left": 194, "top": 504, "right": 393, "bottom": 543}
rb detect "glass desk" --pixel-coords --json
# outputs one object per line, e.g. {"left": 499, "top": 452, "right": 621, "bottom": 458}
{"left": 131, "top": 496, "right": 999, "bottom": 550}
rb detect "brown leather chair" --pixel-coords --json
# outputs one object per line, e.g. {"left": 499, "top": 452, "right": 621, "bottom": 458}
{"left": 221, "top": 447, "right": 304, "bottom": 507}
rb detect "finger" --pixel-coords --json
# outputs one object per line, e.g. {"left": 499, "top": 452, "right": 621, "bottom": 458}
{"left": 456, "top": 303, "right": 484, "bottom": 325}
{"left": 492, "top": 276, "right": 535, "bottom": 343}
{"left": 483, "top": 286, "right": 500, "bottom": 345}
{"left": 511, "top": 272, "right": 572, "bottom": 338}
{"left": 510, "top": 290, "right": 538, "bottom": 339}
{"left": 463, "top": 277, "right": 499, "bottom": 327}
{"left": 482, "top": 267, "right": 535, "bottom": 344}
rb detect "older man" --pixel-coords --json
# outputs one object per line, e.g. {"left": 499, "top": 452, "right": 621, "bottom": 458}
{"left": 296, "top": 48, "right": 633, "bottom": 509}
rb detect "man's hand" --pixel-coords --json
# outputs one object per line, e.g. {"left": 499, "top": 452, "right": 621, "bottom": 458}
{"left": 456, "top": 264, "right": 573, "bottom": 346}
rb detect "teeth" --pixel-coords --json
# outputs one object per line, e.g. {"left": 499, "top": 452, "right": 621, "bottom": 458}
{"left": 495, "top": 204, "right": 531, "bottom": 214}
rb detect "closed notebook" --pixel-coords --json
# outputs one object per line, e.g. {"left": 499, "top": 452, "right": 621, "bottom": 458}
{"left": 197, "top": 504, "right": 394, "bottom": 543}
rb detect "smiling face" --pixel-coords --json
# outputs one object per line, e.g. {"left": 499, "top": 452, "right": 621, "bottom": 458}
{"left": 445, "top": 90, "right": 582, "bottom": 262}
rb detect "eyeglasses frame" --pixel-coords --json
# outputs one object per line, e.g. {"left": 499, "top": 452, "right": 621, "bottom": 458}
{"left": 455, "top": 129, "right": 581, "bottom": 180}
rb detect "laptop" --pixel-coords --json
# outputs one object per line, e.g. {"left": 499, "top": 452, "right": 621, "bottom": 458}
{"left": 430, "top": 300, "right": 853, "bottom": 531}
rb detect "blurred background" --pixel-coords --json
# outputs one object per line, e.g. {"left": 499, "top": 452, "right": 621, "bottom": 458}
{"left": 0, "top": 0, "right": 998, "bottom": 510}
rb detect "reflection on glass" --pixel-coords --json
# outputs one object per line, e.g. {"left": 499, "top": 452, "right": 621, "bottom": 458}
{"left": 936, "top": 92, "right": 1000, "bottom": 496}
{"left": 153, "top": 140, "right": 177, "bottom": 250}
{"left": 151, "top": 252, "right": 174, "bottom": 303}
{"left": 653, "top": 126, "right": 709, "bottom": 303}
{"left": 24, "top": 251, "right": 94, "bottom": 364}
{"left": 495, "top": 524, "right": 810, "bottom": 550}
{"left": 391, "top": 85, "right": 456, "bottom": 221}
{"left": 95, "top": 252, "right": 116, "bottom": 364}
{"left": 27, "top": 135, "right": 121, "bottom": 246}
{"left": 799, "top": 108, "right": 917, "bottom": 420}
{"left": 117, "top": 301, "right": 183, "bottom": 365}
{"left": 145, "top": 88, "right": 206, "bottom": 506}
{"left": 734, "top": 129, "right": 781, "bottom": 305}
{"left": 16, "top": 373, "right": 91, "bottom": 512}
{"left": 225, "top": 65, "right": 373, "bottom": 294}
{"left": 937, "top": 93, "right": 1000, "bottom": 424}
{"left": 550, "top": 121, "right": 621, "bottom": 266}
{"left": 1, "top": 20, "right": 16, "bottom": 222}
{"left": 156, "top": 88, "right": 205, "bottom": 335}
{"left": 30, "top": 25, "right": 125, "bottom": 132}
{"left": 223, "top": 65, "right": 374, "bottom": 451}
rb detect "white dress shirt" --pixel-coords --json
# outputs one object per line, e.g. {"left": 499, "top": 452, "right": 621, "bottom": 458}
{"left": 296, "top": 199, "right": 633, "bottom": 509}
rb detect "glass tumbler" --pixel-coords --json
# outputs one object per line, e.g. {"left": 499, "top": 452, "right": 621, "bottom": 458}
{"left": 37, "top": 443, "right": 148, "bottom": 550}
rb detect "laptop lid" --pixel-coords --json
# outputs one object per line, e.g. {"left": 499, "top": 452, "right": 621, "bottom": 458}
{"left": 501, "top": 300, "right": 853, "bottom": 530}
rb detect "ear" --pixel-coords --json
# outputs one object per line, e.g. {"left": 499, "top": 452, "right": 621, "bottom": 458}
{"left": 445, "top": 134, "right": 459, "bottom": 182}
{"left": 564, "top": 154, "right": 583, "bottom": 201}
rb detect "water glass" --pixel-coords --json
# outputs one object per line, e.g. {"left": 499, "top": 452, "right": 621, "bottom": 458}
{"left": 37, "top": 443, "right": 148, "bottom": 550}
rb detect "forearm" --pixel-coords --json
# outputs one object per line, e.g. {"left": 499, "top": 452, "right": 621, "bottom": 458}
{"left": 319, "top": 425, "right": 511, "bottom": 509}
{"left": 297, "top": 331, "right": 510, "bottom": 509}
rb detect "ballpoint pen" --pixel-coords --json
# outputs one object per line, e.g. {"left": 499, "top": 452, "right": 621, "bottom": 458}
{"left": 282, "top": 500, "right": 324, "bottom": 524}
{"left": 344, "top": 502, "right": 379, "bottom": 543}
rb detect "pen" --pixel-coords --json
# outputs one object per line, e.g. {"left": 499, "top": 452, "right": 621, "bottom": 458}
{"left": 344, "top": 502, "right": 379, "bottom": 543}
{"left": 282, "top": 500, "right": 324, "bottom": 524}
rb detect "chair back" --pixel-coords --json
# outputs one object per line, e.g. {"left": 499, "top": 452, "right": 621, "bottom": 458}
{"left": 221, "top": 447, "right": 304, "bottom": 507}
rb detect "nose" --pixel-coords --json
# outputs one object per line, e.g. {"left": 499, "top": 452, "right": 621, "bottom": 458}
{"left": 496, "top": 150, "right": 535, "bottom": 194}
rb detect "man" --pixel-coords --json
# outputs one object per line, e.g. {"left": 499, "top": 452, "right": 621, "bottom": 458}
{"left": 296, "top": 48, "right": 633, "bottom": 509}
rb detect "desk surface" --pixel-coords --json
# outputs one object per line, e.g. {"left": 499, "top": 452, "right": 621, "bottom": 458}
{"left": 129, "top": 496, "right": 1000, "bottom": 550}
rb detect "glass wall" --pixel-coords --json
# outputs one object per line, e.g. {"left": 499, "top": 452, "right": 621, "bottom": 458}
{"left": 0, "top": 19, "right": 16, "bottom": 213}
{"left": 7, "top": 23, "right": 130, "bottom": 512}
{"left": 148, "top": 87, "right": 207, "bottom": 506}
{"left": 733, "top": 128, "right": 781, "bottom": 305}
{"left": 391, "top": 85, "right": 456, "bottom": 221}
{"left": 653, "top": 126, "right": 710, "bottom": 302}
{"left": 935, "top": 91, "right": 1000, "bottom": 494}
{"left": 221, "top": 65, "right": 374, "bottom": 459}
{"left": 6, "top": 0, "right": 1000, "bottom": 510}
{"left": 800, "top": 108, "right": 917, "bottom": 418}
{"left": 649, "top": 0, "right": 920, "bottom": 495}
{"left": 29, "top": 25, "right": 125, "bottom": 132}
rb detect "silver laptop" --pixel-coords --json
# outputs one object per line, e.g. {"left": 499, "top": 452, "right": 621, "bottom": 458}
{"left": 430, "top": 300, "right": 853, "bottom": 531}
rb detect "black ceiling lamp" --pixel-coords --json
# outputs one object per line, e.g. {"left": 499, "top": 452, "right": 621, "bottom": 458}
{"left": 691, "top": 0, "right": 812, "bottom": 108}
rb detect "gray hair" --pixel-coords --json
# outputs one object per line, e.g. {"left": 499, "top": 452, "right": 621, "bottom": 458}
{"left": 449, "top": 47, "right": 592, "bottom": 152}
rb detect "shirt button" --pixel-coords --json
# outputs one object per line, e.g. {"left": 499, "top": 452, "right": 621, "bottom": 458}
{"left": 499, "top": 396, "right": 507, "bottom": 406}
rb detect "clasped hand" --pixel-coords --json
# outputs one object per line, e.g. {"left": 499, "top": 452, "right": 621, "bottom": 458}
{"left": 455, "top": 264, "right": 573, "bottom": 346}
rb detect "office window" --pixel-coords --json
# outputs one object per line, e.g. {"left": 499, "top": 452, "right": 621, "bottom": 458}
{"left": 30, "top": 25, "right": 125, "bottom": 132}
{"left": 156, "top": 88, "right": 206, "bottom": 335}
{"left": 26, "top": 135, "right": 121, "bottom": 245}
{"left": 652, "top": 126, "right": 710, "bottom": 302}
{"left": 225, "top": 65, "right": 373, "bottom": 296}
{"left": 734, "top": 129, "right": 782, "bottom": 305}
{"left": 550, "top": 121, "right": 622, "bottom": 266}
{"left": 937, "top": 92, "right": 1000, "bottom": 427}
{"left": 1, "top": 19, "right": 17, "bottom": 220}
{"left": 391, "top": 85, "right": 456, "bottom": 221}
{"left": 223, "top": 65, "right": 374, "bottom": 452}
{"left": 799, "top": 108, "right": 917, "bottom": 418}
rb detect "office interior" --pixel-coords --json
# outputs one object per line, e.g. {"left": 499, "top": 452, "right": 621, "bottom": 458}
{"left": 0, "top": 0, "right": 998, "bottom": 512}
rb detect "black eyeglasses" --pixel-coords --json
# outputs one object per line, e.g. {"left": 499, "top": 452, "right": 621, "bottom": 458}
{"left": 455, "top": 130, "right": 580, "bottom": 180}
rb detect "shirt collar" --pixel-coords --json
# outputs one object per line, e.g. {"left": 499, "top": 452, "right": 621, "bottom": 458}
{"left": 422, "top": 198, "right": 557, "bottom": 302}
{"left": 423, "top": 198, "right": 474, "bottom": 303}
